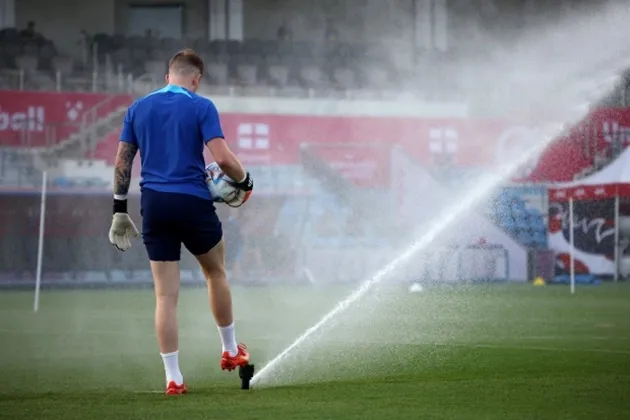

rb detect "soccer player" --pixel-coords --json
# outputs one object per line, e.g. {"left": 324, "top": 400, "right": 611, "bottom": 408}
{"left": 107, "top": 49, "right": 254, "bottom": 395}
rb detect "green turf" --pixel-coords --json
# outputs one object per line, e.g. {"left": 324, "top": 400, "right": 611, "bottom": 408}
{"left": 1, "top": 283, "right": 629, "bottom": 419}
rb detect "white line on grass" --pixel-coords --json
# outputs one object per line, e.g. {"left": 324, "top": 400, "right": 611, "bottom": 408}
{"left": 2, "top": 327, "right": 629, "bottom": 356}
{"left": 454, "top": 343, "right": 630, "bottom": 355}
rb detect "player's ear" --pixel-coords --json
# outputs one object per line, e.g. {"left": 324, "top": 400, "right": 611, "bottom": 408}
{"left": 192, "top": 73, "right": 201, "bottom": 91}
{"left": 165, "top": 73, "right": 170, "bottom": 84}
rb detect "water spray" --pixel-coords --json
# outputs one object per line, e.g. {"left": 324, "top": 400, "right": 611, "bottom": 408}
{"left": 249, "top": 128, "right": 562, "bottom": 387}
{"left": 247, "top": 2, "right": 630, "bottom": 389}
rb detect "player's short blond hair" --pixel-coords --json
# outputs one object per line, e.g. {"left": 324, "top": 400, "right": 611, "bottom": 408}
{"left": 168, "top": 48, "right": 204, "bottom": 76}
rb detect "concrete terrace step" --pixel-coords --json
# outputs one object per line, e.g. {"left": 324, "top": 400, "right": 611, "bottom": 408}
{"left": 16, "top": 106, "right": 128, "bottom": 170}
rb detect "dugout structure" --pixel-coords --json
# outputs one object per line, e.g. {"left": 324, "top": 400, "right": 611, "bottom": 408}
{"left": 300, "top": 244, "right": 509, "bottom": 284}
{"left": 414, "top": 244, "right": 509, "bottom": 284}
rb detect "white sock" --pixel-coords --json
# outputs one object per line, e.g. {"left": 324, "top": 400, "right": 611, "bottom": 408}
{"left": 160, "top": 350, "right": 184, "bottom": 385}
{"left": 218, "top": 323, "right": 238, "bottom": 357}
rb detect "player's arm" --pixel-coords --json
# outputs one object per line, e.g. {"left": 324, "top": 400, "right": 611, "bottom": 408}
{"left": 114, "top": 105, "right": 139, "bottom": 201}
{"left": 113, "top": 141, "right": 138, "bottom": 199}
{"left": 207, "top": 138, "right": 245, "bottom": 181}
{"left": 199, "top": 99, "right": 252, "bottom": 190}
{"left": 108, "top": 107, "right": 139, "bottom": 251}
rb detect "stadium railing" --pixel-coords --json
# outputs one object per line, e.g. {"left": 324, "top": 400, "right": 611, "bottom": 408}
{"left": 1, "top": 67, "right": 429, "bottom": 102}
{"left": 1, "top": 68, "right": 135, "bottom": 94}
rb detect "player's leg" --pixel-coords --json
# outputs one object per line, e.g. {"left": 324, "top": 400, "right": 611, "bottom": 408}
{"left": 151, "top": 261, "right": 183, "bottom": 383}
{"left": 141, "top": 189, "right": 186, "bottom": 394}
{"left": 194, "top": 240, "right": 250, "bottom": 370}
{"left": 196, "top": 239, "right": 232, "bottom": 327}
{"left": 182, "top": 196, "right": 249, "bottom": 370}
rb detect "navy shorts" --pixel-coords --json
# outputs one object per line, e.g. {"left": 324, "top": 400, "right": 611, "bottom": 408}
{"left": 141, "top": 188, "right": 223, "bottom": 261}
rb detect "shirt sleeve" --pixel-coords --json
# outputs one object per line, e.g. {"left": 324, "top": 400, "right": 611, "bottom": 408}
{"left": 198, "top": 99, "right": 225, "bottom": 144}
{"left": 119, "top": 105, "right": 137, "bottom": 145}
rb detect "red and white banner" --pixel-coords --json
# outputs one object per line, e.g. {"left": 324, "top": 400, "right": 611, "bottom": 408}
{"left": 214, "top": 109, "right": 630, "bottom": 185}
{"left": 4, "top": 90, "right": 630, "bottom": 187}
{"left": 548, "top": 184, "right": 630, "bottom": 201}
{"left": 0, "top": 90, "right": 132, "bottom": 147}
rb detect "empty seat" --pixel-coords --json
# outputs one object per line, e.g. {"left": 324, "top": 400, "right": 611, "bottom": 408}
{"left": 51, "top": 56, "right": 74, "bottom": 74}
{"left": 126, "top": 35, "right": 145, "bottom": 49}
{"left": 259, "top": 40, "right": 279, "bottom": 56}
{"left": 226, "top": 40, "right": 242, "bottom": 55}
{"left": 15, "top": 55, "right": 38, "bottom": 71}
{"left": 333, "top": 67, "right": 355, "bottom": 89}
{"left": 209, "top": 40, "right": 228, "bottom": 55}
{"left": 268, "top": 64, "right": 289, "bottom": 86}
{"left": 144, "top": 60, "right": 166, "bottom": 78}
{"left": 300, "top": 65, "right": 325, "bottom": 86}
{"left": 112, "top": 49, "right": 131, "bottom": 67}
{"left": 207, "top": 63, "right": 228, "bottom": 84}
{"left": 236, "top": 64, "right": 257, "bottom": 85}
{"left": 366, "top": 67, "right": 389, "bottom": 89}
{"left": 131, "top": 48, "right": 149, "bottom": 62}
{"left": 161, "top": 37, "right": 181, "bottom": 53}
{"left": 517, "top": 230, "right": 532, "bottom": 246}
{"left": 39, "top": 41, "right": 57, "bottom": 60}
{"left": 22, "top": 42, "right": 39, "bottom": 56}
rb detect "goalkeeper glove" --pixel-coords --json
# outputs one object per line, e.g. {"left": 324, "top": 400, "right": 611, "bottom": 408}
{"left": 230, "top": 172, "right": 253, "bottom": 207}
{"left": 234, "top": 172, "right": 253, "bottom": 192}
{"left": 108, "top": 198, "right": 139, "bottom": 251}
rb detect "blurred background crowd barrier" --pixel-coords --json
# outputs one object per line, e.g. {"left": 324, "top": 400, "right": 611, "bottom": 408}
{"left": 1, "top": 0, "right": 630, "bottom": 288}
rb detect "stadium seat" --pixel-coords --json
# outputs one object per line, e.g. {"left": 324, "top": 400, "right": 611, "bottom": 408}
{"left": 514, "top": 214, "right": 529, "bottom": 230}
{"left": 365, "top": 67, "right": 390, "bottom": 89}
{"left": 268, "top": 64, "right": 289, "bottom": 86}
{"left": 333, "top": 67, "right": 355, "bottom": 89}
{"left": 516, "top": 230, "right": 533, "bottom": 247}
{"left": 207, "top": 62, "right": 229, "bottom": 85}
{"left": 52, "top": 56, "right": 74, "bottom": 75}
{"left": 112, "top": 48, "right": 131, "bottom": 69}
{"left": 15, "top": 55, "right": 38, "bottom": 72}
{"left": 144, "top": 60, "right": 165, "bottom": 79}
{"left": 236, "top": 64, "right": 257, "bottom": 86}
{"left": 300, "top": 65, "right": 326, "bottom": 88}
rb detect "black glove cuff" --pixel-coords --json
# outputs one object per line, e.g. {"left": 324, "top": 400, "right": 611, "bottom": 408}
{"left": 234, "top": 172, "right": 253, "bottom": 191}
{"left": 113, "top": 199, "right": 128, "bottom": 214}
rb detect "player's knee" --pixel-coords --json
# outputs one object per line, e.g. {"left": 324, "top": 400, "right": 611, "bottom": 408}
{"left": 202, "top": 263, "right": 226, "bottom": 284}
{"left": 194, "top": 240, "right": 226, "bottom": 279}
{"left": 150, "top": 261, "right": 181, "bottom": 300}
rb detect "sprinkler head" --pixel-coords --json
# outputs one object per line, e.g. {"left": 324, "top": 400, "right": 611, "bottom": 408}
{"left": 239, "top": 364, "right": 255, "bottom": 390}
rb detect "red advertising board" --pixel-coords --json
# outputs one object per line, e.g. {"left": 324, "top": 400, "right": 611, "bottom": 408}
{"left": 304, "top": 143, "right": 393, "bottom": 187}
{"left": 0, "top": 90, "right": 132, "bottom": 147}
{"left": 210, "top": 113, "right": 510, "bottom": 187}
{"left": 4, "top": 90, "right": 630, "bottom": 186}
{"left": 214, "top": 108, "right": 630, "bottom": 184}
{"left": 521, "top": 108, "right": 630, "bottom": 182}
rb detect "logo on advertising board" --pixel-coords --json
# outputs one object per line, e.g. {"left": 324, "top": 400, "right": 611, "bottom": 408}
{"left": 0, "top": 105, "right": 45, "bottom": 132}
{"left": 66, "top": 101, "right": 83, "bottom": 122}
{"left": 552, "top": 189, "right": 567, "bottom": 199}
{"left": 237, "top": 123, "right": 269, "bottom": 150}
{"left": 428, "top": 127, "right": 458, "bottom": 155}
{"left": 602, "top": 121, "right": 630, "bottom": 146}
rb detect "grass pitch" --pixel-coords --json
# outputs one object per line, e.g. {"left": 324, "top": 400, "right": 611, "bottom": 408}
{"left": 1, "top": 283, "right": 629, "bottom": 419}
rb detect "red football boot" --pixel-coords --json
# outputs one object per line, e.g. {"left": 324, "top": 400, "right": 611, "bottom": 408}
{"left": 220, "top": 343, "right": 250, "bottom": 371}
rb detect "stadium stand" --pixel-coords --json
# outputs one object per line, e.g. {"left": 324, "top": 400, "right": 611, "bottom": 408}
{"left": 2, "top": 0, "right": 630, "bottom": 286}
{"left": 491, "top": 189, "right": 548, "bottom": 249}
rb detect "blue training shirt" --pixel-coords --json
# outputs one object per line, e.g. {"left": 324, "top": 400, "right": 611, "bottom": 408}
{"left": 120, "top": 85, "right": 223, "bottom": 200}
